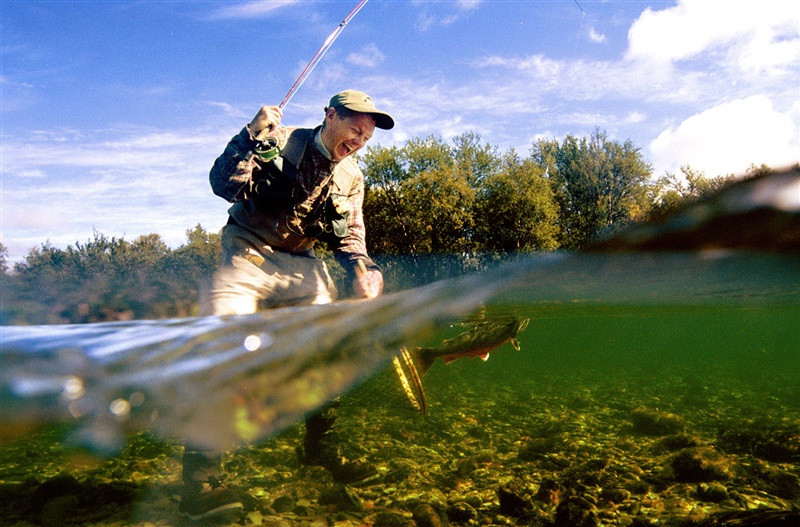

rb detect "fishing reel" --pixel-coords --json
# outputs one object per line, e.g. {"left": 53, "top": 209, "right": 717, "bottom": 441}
{"left": 247, "top": 120, "right": 287, "bottom": 163}
{"left": 253, "top": 137, "right": 281, "bottom": 162}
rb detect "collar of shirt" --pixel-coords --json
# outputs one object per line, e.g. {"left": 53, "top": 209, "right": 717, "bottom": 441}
{"left": 313, "top": 130, "right": 333, "bottom": 161}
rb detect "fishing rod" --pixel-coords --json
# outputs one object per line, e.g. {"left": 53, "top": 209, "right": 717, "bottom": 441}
{"left": 279, "top": 0, "right": 369, "bottom": 110}
{"left": 252, "top": 0, "right": 369, "bottom": 160}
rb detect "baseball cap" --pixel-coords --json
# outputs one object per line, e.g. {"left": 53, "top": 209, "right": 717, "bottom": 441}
{"left": 328, "top": 89, "right": 395, "bottom": 130}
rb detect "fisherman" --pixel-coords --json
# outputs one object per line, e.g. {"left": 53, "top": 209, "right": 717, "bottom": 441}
{"left": 180, "top": 90, "right": 394, "bottom": 521}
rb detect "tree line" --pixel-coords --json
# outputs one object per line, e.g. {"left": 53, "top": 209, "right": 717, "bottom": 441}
{"left": 1, "top": 129, "right": 763, "bottom": 325}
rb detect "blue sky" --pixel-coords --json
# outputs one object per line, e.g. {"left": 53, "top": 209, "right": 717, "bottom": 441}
{"left": 1, "top": 0, "right": 798, "bottom": 263}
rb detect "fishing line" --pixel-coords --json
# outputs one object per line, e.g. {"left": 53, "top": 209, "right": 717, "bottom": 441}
{"left": 571, "top": 0, "right": 588, "bottom": 57}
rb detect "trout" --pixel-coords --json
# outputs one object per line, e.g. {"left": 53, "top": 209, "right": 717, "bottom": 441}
{"left": 410, "top": 312, "right": 530, "bottom": 375}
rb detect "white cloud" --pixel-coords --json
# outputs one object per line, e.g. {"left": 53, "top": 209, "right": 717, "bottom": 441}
{"left": 411, "top": 0, "right": 482, "bottom": 31}
{"left": 626, "top": 0, "right": 800, "bottom": 76}
{"left": 13, "top": 169, "right": 47, "bottom": 179}
{"left": 649, "top": 95, "right": 800, "bottom": 177}
{"left": 347, "top": 44, "right": 385, "bottom": 68}
{"left": 207, "top": 0, "right": 299, "bottom": 20}
{"left": 457, "top": 0, "right": 482, "bottom": 10}
{"left": 625, "top": 112, "right": 646, "bottom": 124}
{"left": 588, "top": 27, "right": 606, "bottom": 43}
{"left": 0, "top": 125, "right": 235, "bottom": 261}
{"left": 206, "top": 101, "right": 251, "bottom": 120}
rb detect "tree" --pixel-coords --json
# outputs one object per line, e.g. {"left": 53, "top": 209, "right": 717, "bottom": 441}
{"left": 473, "top": 149, "right": 559, "bottom": 253}
{"left": 362, "top": 135, "right": 492, "bottom": 286}
{"left": 451, "top": 131, "right": 501, "bottom": 189}
{"left": 361, "top": 144, "right": 418, "bottom": 256}
{"left": 532, "top": 129, "right": 653, "bottom": 249}
{"left": 3, "top": 231, "right": 199, "bottom": 323}
{"left": 651, "top": 165, "right": 737, "bottom": 216}
{"left": 0, "top": 241, "right": 8, "bottom": 275}
{"left": 363, "top": 135, "right": 478, "bottom": 256}
{"left": 157, "top": 224, "right": 221, "bottom": 317}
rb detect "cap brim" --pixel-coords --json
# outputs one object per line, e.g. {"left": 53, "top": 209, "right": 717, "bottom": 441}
{"left": 339, "top": 102, "right": 394, "bottom": 130}
{"left": 370, "top": 112, "right": 394, "bottom": 130}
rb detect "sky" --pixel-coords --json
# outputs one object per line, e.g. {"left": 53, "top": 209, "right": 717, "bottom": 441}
{"left": 1, "top": 0, "right": 799, "bottom": 263}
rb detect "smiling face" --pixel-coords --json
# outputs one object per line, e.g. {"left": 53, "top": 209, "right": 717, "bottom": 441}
{"left": 320, "top": 107, "right": 376, "bottom": 162}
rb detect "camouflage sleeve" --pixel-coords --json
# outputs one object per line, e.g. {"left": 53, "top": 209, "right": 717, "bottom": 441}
{"left": 333, "top": 169, "right": 379, "bottom": 274}
{"left": 208, "top": 127, "right": 260, "bottom": 203}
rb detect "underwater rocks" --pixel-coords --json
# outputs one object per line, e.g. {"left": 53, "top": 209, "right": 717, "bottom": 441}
{"left": 695, "top": 482, "right": 729, "bottom": 502}
{"left": 554, "top": 496, "right": 598, "bottom": 527}
{"left": 497, "top": 478, "right": 536, "bottom": 518}
{"left": 630, "top": 407, "right": 685, "bottom": 436}
{"left": 656, "top": 433, "right": 703, "bottom": 452}
{"left": 669, "top": 448, "right": 730, "bottom": 483}
{"left": 717, "top": 424, "right": 800, "bottom": 463}
{"left": 411, "top": 503, "right": 448, "bottom": 527}
{"left": 2, "top": 367, "right": 800, "bottom": 526}
{"left": 444, "top": 501, "right": 477, "bottom": 523}
{"left": 0, "top": 473, "right": 139, "bottom": 527}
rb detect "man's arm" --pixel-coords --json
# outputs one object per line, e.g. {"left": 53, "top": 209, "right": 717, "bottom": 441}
{"left": 333, "top": 168, "right": 383, "bottom": 298}
{"left": 209, "top": 106, "right": 286, "bottom": 203}
{"left": 209, "top": 127, "right": 261, "bottom": 202}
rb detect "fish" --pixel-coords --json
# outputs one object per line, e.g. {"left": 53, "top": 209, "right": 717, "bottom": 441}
{"left": 410, "top": 311, "right": 530, "bottom": 375}
{"left": 387, "top": 311, "right": 529, "bottom": 416}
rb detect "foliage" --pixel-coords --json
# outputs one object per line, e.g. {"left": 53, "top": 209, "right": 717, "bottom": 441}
{"left": 0, "top": 241, "right": 8, "bottom": 275}
{"left": 473, "top": 149, "right": 559, "bottom": 252}
{"left": 532, "top": 129, "right": 653, "bottom": 249}
{"left": 650, "top": 165, "right": 738, "bottom": 217}
{"left": 362, "top": 135, "right": 481, "bottom": 286}
{"left": 1, "top": 226, "right": 220, "bottom": 325}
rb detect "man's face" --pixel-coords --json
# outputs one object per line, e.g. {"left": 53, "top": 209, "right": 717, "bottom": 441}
{"left": 320, "top": 108, "right": 376, "bottom": 162}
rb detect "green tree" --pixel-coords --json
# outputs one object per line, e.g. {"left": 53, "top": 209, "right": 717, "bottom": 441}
{"left": 5, "top": 231, "right": 182, "bottom": 323}
{"left": 363, "top": 135, "right": 476, "bottom": 256}
{"left": 0, "top": 241, "right": 8, "bottom": 275}
{"left": 361, "top": 145, "right": 418, "bottom": 256}
{"left": 157, "top": 224, "right": 221, "bottom": 317}
{"left": 362, "top": 135, "right": 499, "bottom": 286}
{"left": 651, "top": 165, "right": 738, "bottom": 216}
{"left": 474, "top": 149, "right": 559, "bottom": 253}
{"left": 452, "top": 131, "right": 501, "bottom": 189}
{"left": 532, "top": 129, "right": 653, "bottom": 249}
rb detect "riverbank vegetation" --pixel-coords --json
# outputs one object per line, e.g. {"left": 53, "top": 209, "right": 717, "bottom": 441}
{"left": 0, "top": 130, "right": 771, "bottom": 325}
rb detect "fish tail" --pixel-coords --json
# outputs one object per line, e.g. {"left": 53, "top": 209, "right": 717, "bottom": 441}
{"left": 409, "top": 347, "right": 435, "bottom": 376}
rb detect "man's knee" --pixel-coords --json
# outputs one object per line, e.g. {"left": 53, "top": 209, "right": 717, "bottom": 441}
{"left": 201, "top": 262, "right": 263, "bottom": 316}
{"left": 200, "top": 291, "right": 257, "bottom": 316}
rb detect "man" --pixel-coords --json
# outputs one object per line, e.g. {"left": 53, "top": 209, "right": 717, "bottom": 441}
{"left": 204, "top": 89, "right": 391, "bottom": 314}
{"left": 180, "top": 90, "right": 393, "bottom": 521}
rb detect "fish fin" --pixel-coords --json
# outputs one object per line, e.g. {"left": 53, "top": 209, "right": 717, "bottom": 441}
{"left": 410, "top": 347, "right": 435, "bottom": 376}
{"left": 481, "top": 353, "right": 490, "bottom": 362}
{"left": 511, "top": 338, "right": 520, "bottom": 351}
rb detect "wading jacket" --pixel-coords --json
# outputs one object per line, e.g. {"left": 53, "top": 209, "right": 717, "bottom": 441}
{"left": 209, "top": 125, "right": 377, "bottom": 275}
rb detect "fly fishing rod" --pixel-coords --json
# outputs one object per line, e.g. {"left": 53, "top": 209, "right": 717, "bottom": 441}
{"left": 252, "top": 0, "right": 369, "bottom": 161}
{"left": 279, "top": 0, "right": 369, "bottom": 110}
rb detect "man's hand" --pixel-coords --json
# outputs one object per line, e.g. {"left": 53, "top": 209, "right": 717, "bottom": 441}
{"left": 353, "top": 262, "right": 383, "bottom": 299}
{"left": 248, "top": 106, "right": 284, "bottom": 140}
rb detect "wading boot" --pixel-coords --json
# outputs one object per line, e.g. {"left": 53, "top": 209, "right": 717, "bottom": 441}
{"left": 179, "top": 450, "right": 243, "bottom": 522}
{"left": 301, "top": 401, "right": 380, "bottom": 486}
